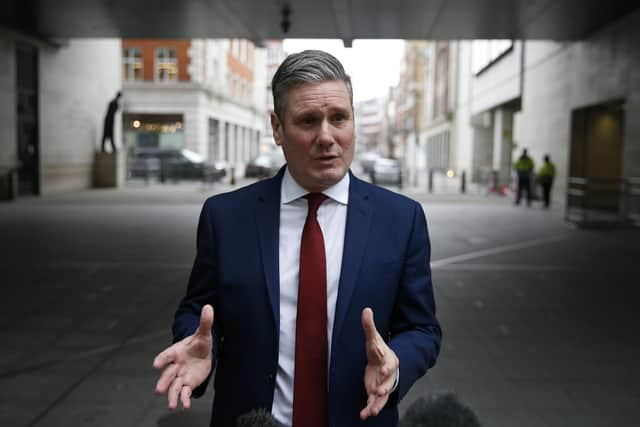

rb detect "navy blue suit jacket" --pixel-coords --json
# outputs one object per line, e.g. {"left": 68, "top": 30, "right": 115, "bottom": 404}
{"left": 172, "top": 168, "right": 441, "bottom": 427}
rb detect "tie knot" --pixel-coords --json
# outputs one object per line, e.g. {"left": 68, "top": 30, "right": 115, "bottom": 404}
{"left": 305, "top": 193, "right": 327, "bottom": 215}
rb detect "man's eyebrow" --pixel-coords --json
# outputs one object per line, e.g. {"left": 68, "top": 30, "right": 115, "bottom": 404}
{"left": 291, "top": 104, "right": 352, "bottom": 116}
{"left": 292, "top": 108, "right": 321, "bottom": 117}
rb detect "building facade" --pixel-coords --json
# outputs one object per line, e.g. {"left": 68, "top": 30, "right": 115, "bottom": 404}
{"left": 262, "top": 40, "right": 286, "bottom": 152}
{"left": 121, "top": 38, "right": 268, "bottom": 179}
{"left": 447, "top": 8, "right": 640, "bottom": 206}
{"left": 389, "top": 41, "right": 428, "bottom": 186}
{"left": 355, "top": 97, "right": 388, "bottom": 154}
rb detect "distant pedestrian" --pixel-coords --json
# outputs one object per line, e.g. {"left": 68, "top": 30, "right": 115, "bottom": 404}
{"left": 101, "top": 91, "right": 122, "bottom": 153}
{"left": 513, "top": 148, "right": 535, "bottom": 206}
{"left": 537, "top": 154, "right": 556, "bottom": 208}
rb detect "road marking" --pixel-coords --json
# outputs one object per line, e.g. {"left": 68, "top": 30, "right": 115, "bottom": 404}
{"left": 431, "top": 234, "right": 570, "bottom": 269}
{"left": 434, "top": 263, "right": 579, "bottom": 271}
{"left": 0, "top": 330, "right": 169, "bottom": 379}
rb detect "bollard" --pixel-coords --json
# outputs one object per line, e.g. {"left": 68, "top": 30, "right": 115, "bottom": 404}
{"left": 8, "top": 169, "right": 16, "bottom": 199}
{"left": 461, "top": 170, "right": 466, "bottom": 194}
{"left": 230, "top": 166, "right": 236, "bottom": 186}
{"left": 1, "top": 169, "right": 18, "bottom": 201}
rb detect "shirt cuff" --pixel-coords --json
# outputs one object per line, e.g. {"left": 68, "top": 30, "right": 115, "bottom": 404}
{"left": 390, "top": 366, "right": 399, "bottom": 393}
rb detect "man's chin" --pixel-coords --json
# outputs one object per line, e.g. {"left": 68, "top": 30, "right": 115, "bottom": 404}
{"left": 319, "top": 167, "right": 347, "bottom": 181}
{"left": 307, "top": 168, "right": 347, "bottom": 190}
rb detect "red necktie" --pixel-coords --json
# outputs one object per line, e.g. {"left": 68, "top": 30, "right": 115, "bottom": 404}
{"left": 292, "top": 193, "right": 328, "bottom": 427}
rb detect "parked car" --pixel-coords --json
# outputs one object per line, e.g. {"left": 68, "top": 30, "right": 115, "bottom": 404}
{"left": 128, "top": 147, "right": 226, "bottom": 183}
{"left": 371, "top": 157, "right": 403, "bottom": 187}
{"left": 358, "top": 151, "right": 381, "bottom": 175}
{"left": 245, "top": 150, "right": 286, "bottom": 179}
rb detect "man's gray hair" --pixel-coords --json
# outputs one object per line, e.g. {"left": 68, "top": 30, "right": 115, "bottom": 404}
{"left": 271, "top": 49, "right": 353, "bottom": 123}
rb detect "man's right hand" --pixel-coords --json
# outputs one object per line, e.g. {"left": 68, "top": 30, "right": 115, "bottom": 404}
{"left": 153, "top": 304, "right": 214, "bottom": 410}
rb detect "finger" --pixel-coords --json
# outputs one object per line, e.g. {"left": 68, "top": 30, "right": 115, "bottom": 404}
{"left": 168, "top": 376, "right": 183, "bottom": 410}
{"left": 155, "top": 363, "right": 179, "bottom": 394}
{"left": 371, "top": 394, "right": 389, "bottom": 416}
{"left": 359, "top": 394, "right": 376, "bottom": 420}
{"left": 378, "top": 351, "right": 399, "bottom": 394}
{"left": 361, "top": 308, "right": 379, "bottom": 343}
{"left": 375, "top": 371, "right": 396, "bottom": 397}
{"left": 153, "top": 346, "right": 177, "bottom": 370}
{"left": 378, "top": 353, "right": 395, "bottom": 377}
{"left": 180, "top": 385, "right": 192, "bottom": 409}
{"left": 194, "top": 305, "right": 214, "bottom": 338}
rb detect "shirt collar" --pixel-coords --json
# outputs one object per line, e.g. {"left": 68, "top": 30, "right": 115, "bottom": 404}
{"left": 281, "top": 166, "right": 349, "bottom": 205}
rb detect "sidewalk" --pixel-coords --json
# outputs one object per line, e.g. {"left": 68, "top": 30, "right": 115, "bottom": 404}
{"left": 1, "top": 183, "right": 638, "bottom": 426}
{"left": 39, "top": 179, "right": 510, "bottom": 206}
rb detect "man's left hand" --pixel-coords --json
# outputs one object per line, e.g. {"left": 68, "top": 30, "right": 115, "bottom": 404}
{"left": 360, "top": 307, "right": 399, "bottom": 420}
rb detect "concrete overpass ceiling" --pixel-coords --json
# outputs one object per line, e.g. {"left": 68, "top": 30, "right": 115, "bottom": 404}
{"left": 1, "top": 0, "right": 638, "bottom": 42}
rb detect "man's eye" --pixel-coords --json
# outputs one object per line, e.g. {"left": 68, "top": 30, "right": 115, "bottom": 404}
{"left": 301, "top": 116, "right": 315, "bottom": 125}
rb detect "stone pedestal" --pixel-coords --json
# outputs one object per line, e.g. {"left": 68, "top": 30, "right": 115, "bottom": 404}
{"left": 93, "top": 151, "right": 125, "bottom": 188}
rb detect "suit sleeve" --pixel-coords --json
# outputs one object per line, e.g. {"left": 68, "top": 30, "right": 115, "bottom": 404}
{"left": 171, "top": 198, "right": 222, "bottom": 398}
{"left": 388, "top": 201, "right": 442, "bottom": 402}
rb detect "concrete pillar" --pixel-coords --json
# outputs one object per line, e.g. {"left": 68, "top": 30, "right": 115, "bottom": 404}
{"left": 223, "top": 122, "right": 230, "bottom": 162}
{"left": 229, "top": 124, "right": 236, "bottom": 164}
{"left": 471, "top": 111, "right": 493, "bottom": 183}
{"left": 0, "top": 38, "right": 17, "bottom": 200}
{"left": 492, "top": 108, "right": 514, "bottom": 186}
{"left": 218, "top": 120, "right": 224, "bottom": 161}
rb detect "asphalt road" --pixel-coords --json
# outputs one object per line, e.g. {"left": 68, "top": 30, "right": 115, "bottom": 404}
{"left": 1, "top": 181, "right": 639, "bottom": 426}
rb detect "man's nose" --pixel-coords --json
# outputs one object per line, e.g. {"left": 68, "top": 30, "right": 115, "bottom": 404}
{"left": 315, "top": 119, "right": 335, "bottom": 146}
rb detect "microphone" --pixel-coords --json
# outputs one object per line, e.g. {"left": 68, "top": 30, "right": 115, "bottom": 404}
{"left": 400, "top": 393, "right": 481, "bottom": 427}
{"left": 236, "top": 408, "right": 283, "bottom": 427}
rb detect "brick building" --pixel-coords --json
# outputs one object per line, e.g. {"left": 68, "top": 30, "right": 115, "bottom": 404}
{"left": 121, "top": 38, "right": 267, "bottom": 179}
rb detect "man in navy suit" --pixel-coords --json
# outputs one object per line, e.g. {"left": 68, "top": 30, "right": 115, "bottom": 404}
{"left": 153, "top": 50, "right": 441, "bottom": 427}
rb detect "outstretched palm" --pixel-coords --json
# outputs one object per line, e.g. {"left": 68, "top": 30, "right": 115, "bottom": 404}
{"left": 153, "top": 305, "right": 214, "bottom": 410}
{"left": 360, "top": 307, "right": 399, "bottom": 420}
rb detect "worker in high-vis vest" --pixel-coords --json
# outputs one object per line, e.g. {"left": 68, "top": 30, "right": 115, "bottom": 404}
{"left": 513, "top": 149, "right": 535, "bottom": 206}
{"left": 537, "top": 154, "right": 556, "bottom": 208}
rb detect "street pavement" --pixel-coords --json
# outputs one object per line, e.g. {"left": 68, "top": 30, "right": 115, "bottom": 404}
{"left": 1, "top": 180, "right": 639, "bottom": 427}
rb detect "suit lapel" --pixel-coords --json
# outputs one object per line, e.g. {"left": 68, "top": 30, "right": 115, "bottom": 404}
{"left": 332, "top": 173, "right": 372, "bottom": 345}
{"left": 256, "top": 168, "right": 284, "bottom": 332}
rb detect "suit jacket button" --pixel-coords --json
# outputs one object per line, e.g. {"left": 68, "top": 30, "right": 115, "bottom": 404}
{"left": 266, "top": 373, "right": 275, "bottom": 384}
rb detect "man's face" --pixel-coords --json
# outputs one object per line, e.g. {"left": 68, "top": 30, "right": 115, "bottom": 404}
{"left": 271, "top": 80, "right": 355, "bottom": 192}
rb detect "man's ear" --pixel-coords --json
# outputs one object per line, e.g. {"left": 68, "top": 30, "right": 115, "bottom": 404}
{"left": 270, "top": 112, "right": 283, "bottom": 146}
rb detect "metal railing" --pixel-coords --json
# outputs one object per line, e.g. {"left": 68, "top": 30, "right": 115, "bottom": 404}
{"left": 566, "top": 177, "right": 640, "bottom": 228}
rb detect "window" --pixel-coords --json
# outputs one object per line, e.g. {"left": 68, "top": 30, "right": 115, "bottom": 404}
{"left": 123, "top": 47, "right": 143, "bottom": 81}
{"left": 155, "top": 47, "right": 178, "bottom": 81}
{"left": 427, "top": 130, "right": 450, "bottom": 171}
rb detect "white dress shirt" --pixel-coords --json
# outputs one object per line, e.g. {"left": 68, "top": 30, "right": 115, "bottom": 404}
{"left": 271, "top": 167, "right": 349, "bottom": 427}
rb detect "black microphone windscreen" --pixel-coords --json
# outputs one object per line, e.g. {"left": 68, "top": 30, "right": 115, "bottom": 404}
{"left": 400, "top": 393, "right": 482, "bottom": 427}
{"left": 236, "top": 408, "right": 283, "bottom": 427}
